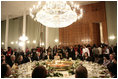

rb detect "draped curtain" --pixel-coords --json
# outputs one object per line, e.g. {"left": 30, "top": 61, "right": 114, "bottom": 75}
{"left": 26, "top": 15, "right": 45, "bottom": 49}
{"left": 48, "top": 28, "right": 59, "bottom": 48}
{"left": 1, "top": 21, "right": 6, "bottom": 49}
{"left": 8, "top": 16, "right": 23, "bottom": 49}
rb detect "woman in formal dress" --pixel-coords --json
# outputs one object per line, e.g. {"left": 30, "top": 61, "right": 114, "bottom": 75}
{"left": 82, "top": 52, "right": 91, "bottom": 61}
{"left": 54, "top": 53, "right": 60, "bottom": 60}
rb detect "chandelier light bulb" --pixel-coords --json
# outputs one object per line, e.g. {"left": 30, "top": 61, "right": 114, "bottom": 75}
{"left": 40, "top": 42, "right": 44, "bottom": 46}
{"left": 27, "top": 41, "right": 30, "bottom": 44}
{"left": 38, "top": 1, "right": 41, "bottom": 5}
{"left": 33, "top": 5, "right": 35, "bottom": 8}
{"left": 19, "top": 34, "right": 28, "bottom": 41}
{"left": 19, "top": 42, "right": 24, "bottom": 47}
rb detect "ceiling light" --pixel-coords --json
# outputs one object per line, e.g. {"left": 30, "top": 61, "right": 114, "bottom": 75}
{"left": 29, "top": 1, "right": 83, "bottom": 28}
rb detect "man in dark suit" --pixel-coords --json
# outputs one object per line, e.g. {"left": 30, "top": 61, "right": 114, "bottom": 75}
{"left": 68, "top": 46, "right": 75, "bottom": 60}
{"left": 32, "top": 52, "right": 42, "bottom": 61}
{"left": 24, "top": 52, "right": 32, "bottom": 63}
{"left": 44, "top": 52, "right": 53, "bottom": 60}
{"left": 7, "top": 55, "right": 16, "bottom": 67}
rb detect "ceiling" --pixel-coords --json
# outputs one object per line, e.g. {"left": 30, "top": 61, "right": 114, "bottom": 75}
{"left": 1, "top": 1, "right": 99, "bottom": 21}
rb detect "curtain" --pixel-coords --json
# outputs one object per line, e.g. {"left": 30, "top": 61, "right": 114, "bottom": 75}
{"left": 1, "top": 21, "right": 6, "bottom": 49}
{"left": 26, "top": 15, "right": 45, "bottom": 49}
{"left": 8, "top": 16, "right": 23, "bottom": 49}
{"left": 48, "top": 28, "right": 59, "bottom": 48}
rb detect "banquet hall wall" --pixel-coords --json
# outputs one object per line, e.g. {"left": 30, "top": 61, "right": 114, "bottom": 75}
{"left": 59, "top": 2, "right": 108, "bottom": 46}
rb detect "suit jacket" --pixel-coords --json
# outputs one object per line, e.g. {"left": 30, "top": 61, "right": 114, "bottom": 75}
{"left": 44, "top": 54, "right": 53, "bottom": 60}
{"left": 82, "top": 56, "right": 91, "bottom": 61}
{"left": 68, "top": 48, "right": 75, "bottom": 60}
{"left": 16, "top": 60, "right": 24, "bottom": 65}
{"left": 32, "top": 56, "right": 41, "bottom": 61}
{"left": 7, "top": 59, "right": 16, "bottom": 67}
{"left": 24, "top": 57, "right": 32, "bottom": 63}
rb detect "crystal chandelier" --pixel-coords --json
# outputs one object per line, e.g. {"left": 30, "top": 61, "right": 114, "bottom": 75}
{"left": 29, "top": 1, "right": 83, "bottom": 28}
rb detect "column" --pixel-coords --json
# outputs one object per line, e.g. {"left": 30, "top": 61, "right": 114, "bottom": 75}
{"left": 22, "top": 13, "right": 26, "bottom": 52}
{"left": 40, "top": 25, "right": 43, "bottom": 47}
{"left": 5, "top": 16, "right": 9, "bottom": 50}
{"left": 100, "top": 23, "right": 103, "bottom": 43}
{"left": 45, "top": 27, "right": 48, "bottom": 49}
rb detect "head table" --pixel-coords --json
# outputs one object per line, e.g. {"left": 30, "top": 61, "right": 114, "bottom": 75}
{"left": 9, "top": 59, "right": 110, "bottom": 78}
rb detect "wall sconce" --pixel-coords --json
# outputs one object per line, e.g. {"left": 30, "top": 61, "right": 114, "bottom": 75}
{"left": 40, "top": 42, "right": 44, "bottom": 46}
{"left": 2, "top": 42, "right": 4, "bottom": 45}
{"left": 55, "top": 39, "right": 58, "bottom": 43}
{"left": 109, "top": 35, "right": 115, "bottom": 40}
{"left": 33, "top": 40, "right": 36, "bottom": 44}
{"left": 27, "top": 40, "right": 30, "bottom": 44}
{"left": 11, "top": 41, "right": 14, "bottom": 45}
{"left": 16, "top": 41, "right": 18, "bottom": 44}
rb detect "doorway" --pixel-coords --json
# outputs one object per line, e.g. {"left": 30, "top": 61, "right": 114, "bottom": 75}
{"left": 92, "top": 23, "right": 101, "bottom": 46}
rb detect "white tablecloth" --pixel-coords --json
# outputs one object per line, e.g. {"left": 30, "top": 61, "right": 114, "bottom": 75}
{"left": 10, "top": 60, "right": 110, "bottom": 78}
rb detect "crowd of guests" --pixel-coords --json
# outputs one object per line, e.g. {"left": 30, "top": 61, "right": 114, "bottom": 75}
{"left": 1, "top": 43, "right": 117, "bottom": 78}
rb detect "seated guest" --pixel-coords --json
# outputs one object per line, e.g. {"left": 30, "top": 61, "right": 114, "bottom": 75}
{"left": 24, "top": 53, "right": 32, "bottom": 63}
{"left": 32, "top": 65, "right": 47, "bottom": 78}
{"left": 82, "top": 52, "right": 91, "bottom": 61}
{"left": 109, "top": 54, "right": 117, "bottom": 64}
{"left": 1, "top": 64, "right": 11, "bottom": 78}
{"left": 65, "top": 52, "right": 69, "bottom": 59}
{"left": 44, "top": 52, "right": 53, "bottom": 60}
{"left": 1, "top": 55, "right": 6, "bottom": 61}
{"left": 32, "top": 49, "right": 37, "bottom": 58}
{"left": 54, "top": 53, "right": 60, "bottom": 60}
{"left": 7, "top": 55, "right": 16, "bottom": 67}
{"left": 32, "top": 52, "right": 41, "bottom": 61}
{"left": 103, "top": 56, "right": 110, "bottom": 66}
{"left": 107, "top": 63, "right": 117, "bottom": 78}
{"left": 16, "top": 55, "right": 24, "bottom": 65}
{"left": 75, "top": 65, "right": 88, "bottom": 78}
{"left": 2, "top": 59, "right": 6, "bottom": 64}
{"left": 75, "top": 51, "right": 79, "bottom": 60}
{"left": 1, "top": 55, "right": 6, "bottom": 64}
